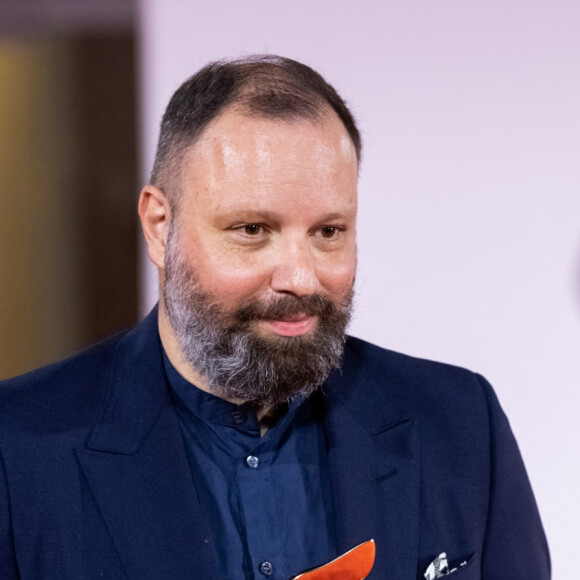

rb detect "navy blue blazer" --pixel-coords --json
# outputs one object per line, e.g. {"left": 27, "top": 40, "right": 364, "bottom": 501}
{"left": 0, "top": 309, "right": 549, "bottom": 579}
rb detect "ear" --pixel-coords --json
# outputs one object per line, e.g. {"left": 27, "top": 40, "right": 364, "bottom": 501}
{"left": 138, "top": 184, "right": 171, "bottom": 270}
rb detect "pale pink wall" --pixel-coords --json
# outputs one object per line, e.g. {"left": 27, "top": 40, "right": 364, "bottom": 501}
{"left": 137, "top": 1, "right": 580, "bottom": 574}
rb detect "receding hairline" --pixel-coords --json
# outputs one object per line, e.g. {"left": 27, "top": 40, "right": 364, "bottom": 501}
{"left": 164, "top": 104, "right": 358, "bottom": 207}
{"left": 150, "top": 55, "right": 362, "bottom": 207}
{"left": 193, "top": 101, "right": 353, "bottom": 151}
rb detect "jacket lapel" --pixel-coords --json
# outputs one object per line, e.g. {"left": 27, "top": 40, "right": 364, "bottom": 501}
{"left": 76, "top": 310, "right": 217, "bottom": 579}
{"left": 323, "top": 341, "right": 420, "bottom": 579}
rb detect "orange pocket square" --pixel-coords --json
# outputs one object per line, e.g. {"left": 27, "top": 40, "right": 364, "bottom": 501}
{"left": 290, "top": 539, "right": 375, "bottom": 580}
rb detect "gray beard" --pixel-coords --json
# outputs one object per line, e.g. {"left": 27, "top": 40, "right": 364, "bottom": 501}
{"left": 162, "top": 228, "right": 353, "bottom": 407}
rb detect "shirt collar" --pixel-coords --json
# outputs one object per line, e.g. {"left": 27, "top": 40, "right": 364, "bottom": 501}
{"left": 162, "top": 348, "right": 304, "bottom": 435}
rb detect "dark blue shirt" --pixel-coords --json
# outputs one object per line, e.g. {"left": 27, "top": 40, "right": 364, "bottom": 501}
{"left": 163, "top": 353, "right": 337, "bottom": 580}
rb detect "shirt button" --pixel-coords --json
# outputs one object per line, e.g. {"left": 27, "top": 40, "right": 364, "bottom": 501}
{"left": 231, "top": 408, "right": 245, "bottom": 425}
{"left": 246, "top": 455, "right": 259, "bottom": 469}
{"left": 259, "top": 561, "right": 273, "bottom": 576}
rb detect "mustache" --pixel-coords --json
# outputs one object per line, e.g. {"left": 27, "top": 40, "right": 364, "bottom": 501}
{"left": 233, "top": 293, "right": 344, "bottom": 324}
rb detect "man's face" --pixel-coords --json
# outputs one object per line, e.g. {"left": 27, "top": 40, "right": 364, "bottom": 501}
{"left": 162, "top": 108, "right": 358, "bottom": 405}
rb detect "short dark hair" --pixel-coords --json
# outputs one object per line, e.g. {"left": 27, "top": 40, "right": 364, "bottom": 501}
{"left": 150, "top": 54, "right": 361, "bottom": 205}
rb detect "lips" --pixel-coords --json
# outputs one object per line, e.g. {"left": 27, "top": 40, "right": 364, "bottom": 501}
{"left": 275, "top": 313, "right": 310, "bottom": 323}
{"left": 262, "top": 315, "right": 316, "bottom": 337}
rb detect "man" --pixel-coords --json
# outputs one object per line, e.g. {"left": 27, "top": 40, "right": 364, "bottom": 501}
{"left": 0, "top": 55, "right": 549, "bottom": 579}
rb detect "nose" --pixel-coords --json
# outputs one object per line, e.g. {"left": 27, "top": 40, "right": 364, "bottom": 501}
{"left": 269, "top": 238, "right": 320, "bottom": 297}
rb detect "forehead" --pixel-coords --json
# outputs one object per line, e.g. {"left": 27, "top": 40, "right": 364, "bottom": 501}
{"left": 180, "top": 108, "right": 358, "bottom": 212}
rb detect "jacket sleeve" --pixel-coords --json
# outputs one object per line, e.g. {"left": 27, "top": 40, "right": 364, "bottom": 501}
{"left": 477, "top": 374, "right": 551, "bottom": 578}
{"left": 0, "top": 451, "right": 19, "bottom": 578}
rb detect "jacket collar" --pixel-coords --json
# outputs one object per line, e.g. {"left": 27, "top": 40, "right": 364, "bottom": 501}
{"left": 86, "top": 307, "right": 168, "bottom": 455}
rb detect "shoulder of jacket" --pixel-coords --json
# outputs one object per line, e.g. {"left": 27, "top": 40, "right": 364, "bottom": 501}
{"left": 341, "top": 335, "right": 490, "bottom": 418}
{"left": 0, "top": 329, "right": 128, "bottom": 440}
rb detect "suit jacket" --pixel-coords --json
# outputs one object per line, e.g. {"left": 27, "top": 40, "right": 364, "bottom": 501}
{"left": 0, "top": 309, "right": 550, "bottom": 579}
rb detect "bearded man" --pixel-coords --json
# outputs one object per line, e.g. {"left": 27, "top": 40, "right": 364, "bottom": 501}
{"left": 0, "top": 56, "right": 549, "bottom": 579}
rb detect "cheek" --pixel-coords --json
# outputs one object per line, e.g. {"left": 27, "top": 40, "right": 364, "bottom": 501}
{"left": 316, "top": 252, "right": 357, "bottom": 297}
{"left": 176, "top": 227, "right": 270, "bottom": 299}
{"left": 192, "top": 248, "right": 273, "bottom": 302}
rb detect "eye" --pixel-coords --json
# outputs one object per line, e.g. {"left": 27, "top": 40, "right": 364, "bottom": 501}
{"left": 320, "top": 226, "right": 339, "bottom": 239}
{"left": 243, "top": 224, "right": 262, "bottom": 236}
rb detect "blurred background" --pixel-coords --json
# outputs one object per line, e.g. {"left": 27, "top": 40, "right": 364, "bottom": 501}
{"left": 0, "top": 0, "right": 138, "bottom": 375}
{"left": 1, "top": 0, "right": 578, "bottom": 576}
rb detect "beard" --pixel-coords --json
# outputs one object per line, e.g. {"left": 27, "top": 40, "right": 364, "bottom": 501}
{"left": 162, "top": 227, "right": 353, "bottom": 407}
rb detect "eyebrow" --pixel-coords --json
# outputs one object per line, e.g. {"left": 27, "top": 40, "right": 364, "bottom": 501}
{"left": 217, "top": 209, "right": 356, "bottom": 222}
